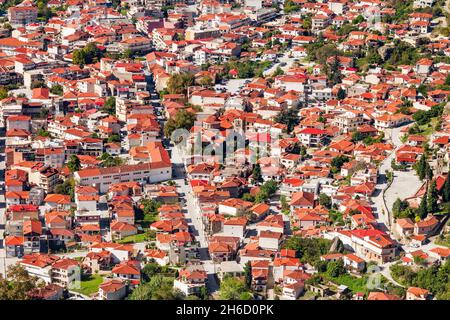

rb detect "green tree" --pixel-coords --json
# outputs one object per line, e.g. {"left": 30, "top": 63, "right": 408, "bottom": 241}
{"left": 242, "top": 193, "right": 255, "bottom": 202}
{"left": 418, "top": 187, "right": 428, "bottom": 219}
{"left": 272, "top": 66, "right": 284, "bottom": 77}
{"left": 167, "top": 72, "right": 195, "bottom": 95}
{"left": 441, "top": 172, "right": 450, "bottom": 202}
{"left": 107, "top": 134, "right": 120, "bottom": 143}
{"left": 67, "top": 155, "right": 81, "bottom": 173}
{"left": 319, "top": 193, "right": 332, "bottom": 209}
{"left": 50, "top": 84, "right": 63, "bottom": 96}
{"left": 164, "top": 109, "right": 196, "bottom": 138}
{"left": 337, "top": 88, "right": 346, "bottom": 100}
{"left": 252, "top": 163, "right": 263, "bottom": 184}
{"left": 283, "top": 0, "right": 299, "bottom": 13}
{"left": 219, "top": 277, "right": 252, "bottom": 300}
{"left": 427, "top": 180, "right": 439, "bottom": 213}
{"left": 128, "top": 275, "right": 180, "bottom": 300}
{"left": 326, "top": 260, "right": 346, "bottom": 278}
{"left": 283, "top": 236, "right": 332, "bottom": 264}
{"left": 0, "top": 86, "right": 8, "bottom": 99}
{"left": 31, "top": 80, "right": 47, "bottom": 89}
{"left": 352, "top": 15, "right": 365, "bottom": 24}
{"left": 244, "top": 262, "right": 252, "bottom": 290}
{"left": 137, "top": 198, "right": 162, "bottom": 223}
{"left": 328, "top": 55, "right": 342, "bottom": 86}
{"left": 101, "top": 154, "right": 123, "bottom": 168}
{"left": 37, "top": 128, "right": 50, "bottom": 137}
{"left": 0, "top": 264, "right": 40, "bottom": 300}
{"left": 281, "top": 195, "right": 290, "bottom": 213}
{"left": 414, "top": 155, "right": 427, "bottom": 181}
{"left": 141, "top": 263, "right": 166, "bottom": 283}
{"left": 102, "top": 97, "right": 116, "bottom": 115}
{"left": 54, "top": 177, "right": 76, "bottom": 201}
{"left": 331, "top": 155, "right": 350, "bottom": 173}
{"left": 392, "top": 198, "right": 412, "bottom": 218}
{"left": 254, "top": 180, "right": 277, "bottom": 203}
{"left": 274, "top": 107, "right": 300, "bottom": 133}
{"left": 198, "top": 76, "right": 213, "bottom": 87}
{"left": 122, "top": 49, "right": 134, "bottom": 59}
{"left": 73, "top": 43, "right": 104, "bottom": 66}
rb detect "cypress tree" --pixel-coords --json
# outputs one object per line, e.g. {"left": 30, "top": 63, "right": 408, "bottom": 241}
{"left": 418, "top": 186, "right": 428, "bottom": 219}
{"left": 415, "top": 155, "right": 427, "bottom": 181}
{"left": 426, "top": 163, "right": 433, "bottom": 181}
{"left": 244, "top": 262, "right": 252, "bottom": 290}
{"left": 252, "top": 163, "right": 263, "bottom": 184}
{"left": 442, "top": 173, "right": 450, "bottom": 202}
{"left": 427, "top": 180, "right": 439, "bottom": 213}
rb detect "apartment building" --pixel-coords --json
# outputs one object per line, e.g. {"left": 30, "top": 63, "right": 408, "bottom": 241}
{"left": 74, "top": 143, "right": 172, "bottom": 193}
{"left": 8, "top": 4, "right": 38, "bottom": 26}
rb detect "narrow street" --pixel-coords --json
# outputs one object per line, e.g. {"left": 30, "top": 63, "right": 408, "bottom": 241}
{"left": 170, "top": 144, "right": 219, "bottom": 294}
{"left": 0, "top": 130, "right": 7, "bottom": 277}
{"left": 371, "top": 125, "right": 422, "bottom": 231}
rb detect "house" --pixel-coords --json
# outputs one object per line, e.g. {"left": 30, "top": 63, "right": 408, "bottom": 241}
{"left": 251, "top": 260, "right": 269, "bottom": 293}
{"left": 4, "top": 235, "right": 24, "bottom": 257}
{"left": 367, "top": 292, "right": 401, "bottom": 300}
{"left": 414, "top": 215, "right": 439, "bottom": 236}
{"left": 111, "top": 260, "right": 141, "bottom": 285}
{"left": 429, "top": 247, "right": 450, "bottom": 262}
{"left": 98, "top": 280, "right": 127, "bottom": 300}
{"left": 20, "top": 254, "right": 58, "bottom": 283}
{"left": 50, "top": 258, "right": 80, "bottom": 288}
{"left": 110, "top": 221, "right": 138, "bottom": 240}
{"left": 258, "top": 230, "right": 283, "bottom": 251}
{"left": 282, "top": 281, "right": 305, "bottom": 300}
{"left": 27, "top": 284, "right": 64, "bottom": 300}
{"left": 334, "top": 229, "right": 397, "bottom": 264}
{"left": 406, "top": 287, "right": 430, "bottom": 300}
{"left": 218, "top": 198, "right": 253, "bottom": 216}
{"left": 216, "top": 261, "right": 245, "bottom": 282}
{"left": 290, "top": 191, "right": 315, "bottom": 210}
{"left": 256, "top": 214, "right": 284, "bottom": 234}
{"left": 223, "top": 217, "right": 247, "bottom": 238}
{"left": 343, "top": 253, "right": 366, "bottom": 272}
{"left": 84, "top": 250, "right": 113, "bottom": 273}
{"left": 173, "top": 268, "right": 207, "bottom": 296}
{"left": 74, "top": 161, "right": 172, "bottom": 193}
{"left": 273, "top": 249, "right": 302, "bottom": 283}
{"left": 145, "top": 249, "right": 170, "bottom": 266}
{"left": 296, "top": 128, "right": 326, "bottom": 147}
{"left": 394, "top": 218, "right": 415, "bottom": 238}
{"left": 208, "top": 236, "right": 240, "bottom": 262}
{"left": 293, "top": 209, "right": 329, "bottom": 229}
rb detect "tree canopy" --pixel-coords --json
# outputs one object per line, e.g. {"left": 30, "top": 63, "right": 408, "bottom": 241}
{"left": 164, "top": 109, "right": 196, "bottom": 138}
{"left": 218, "top": 277, "right": 253, "bottom": 300}
{"left": 0, "top": 265, "right": 40, "bottom": 300}
{"left": 73, "top": 43, "right": 104, "bottom": 66}
{"left": 283, "top": 236, "right": 332, "bottom": 264}
{"left": 166, "top": 72, "right": 195, "bottom": 95}
{"left": 67, "top": 155, "right": 81, "bottom": 173}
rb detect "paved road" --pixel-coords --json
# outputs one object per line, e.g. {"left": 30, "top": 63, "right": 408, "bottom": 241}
{"left": 263, "top": 51, "right": 296, "bottom": 77}
{"left": 379, "top": 262, "right": 405, "bottom": 288}
{"left": 170, "top": 144, "right": 219, "bottom": 294}
{"left": 0, "top": 131, "right": 6, "bottom": 277}
{"left": 215, "top": 79, "right": 252, "bottom": 95}
{"left": 371, "top": 125, "right": 422, "bottom": 231}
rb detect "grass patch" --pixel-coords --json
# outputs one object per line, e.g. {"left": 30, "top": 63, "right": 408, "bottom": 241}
{"left": 418, "top": 117, "right": 438, "bottom": 136}
{"left": 72, "top": 274, "right": 103, "bottom": 296}
{"left": 118, "top": 233, "right": 148, "bottom": 244}
{"left": 324, "top": 274, "right": 369, "bottom": 294}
